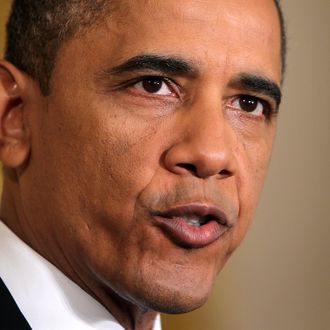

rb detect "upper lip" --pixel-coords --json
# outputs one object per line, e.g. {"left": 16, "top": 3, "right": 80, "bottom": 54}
{"left": 152, "top": 203, "right": 230, "bottom": 227}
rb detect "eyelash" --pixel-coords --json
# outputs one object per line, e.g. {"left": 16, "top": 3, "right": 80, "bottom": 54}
{"left": 118, "top": 76, "right": 180, "bottom": 97}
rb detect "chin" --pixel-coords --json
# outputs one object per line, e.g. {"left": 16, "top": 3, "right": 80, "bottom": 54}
{"left": 145, "top": 291, "right": 209, "bottom": 315}
{"left": 125, "top": 270, "right": 215, "bottom": 314}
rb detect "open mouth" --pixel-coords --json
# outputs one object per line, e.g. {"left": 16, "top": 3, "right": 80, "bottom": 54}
{"left": 164, "top": 213, "right": 218, "bottom": 227}
{"left": 181, "top": 214, "right": 210, "bottom": 227}
{"left": 151, "top": 203, "right": 230, "bottom": 248}
{"left": 156, "top": 204, "right": 229, "bottom": 226}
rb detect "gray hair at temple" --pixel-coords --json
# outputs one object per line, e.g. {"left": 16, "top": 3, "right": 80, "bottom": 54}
{"left": 5, "top": 0, "right": 287, "bottom": 95}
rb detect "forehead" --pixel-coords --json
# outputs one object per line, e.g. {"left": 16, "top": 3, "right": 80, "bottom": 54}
{"left": 54, "top": 0, "right": 281, "bottom": 85}
{"left": 112, "top": 0, "right": 280, "bottom": 43}
{"left": 118, "top": 0, "right": 277, "bottom": 24}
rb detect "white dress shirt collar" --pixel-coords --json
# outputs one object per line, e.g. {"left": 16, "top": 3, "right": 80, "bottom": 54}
{"left": 0, "top": 221, "right": 162, "bottom": 330}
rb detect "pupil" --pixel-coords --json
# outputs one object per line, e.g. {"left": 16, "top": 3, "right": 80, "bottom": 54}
{"left": 239, "top": 96, "right": 258, "bottom": 112}
{"left": 142, "top": 78, "right": 163, "bottom": 93}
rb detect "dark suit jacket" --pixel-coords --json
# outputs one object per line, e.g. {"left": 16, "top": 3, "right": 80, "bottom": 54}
{"left": 0, "top": 277, "right": 32, "bottom": 329}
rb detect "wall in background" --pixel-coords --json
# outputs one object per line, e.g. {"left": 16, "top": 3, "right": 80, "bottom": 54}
{"left": 0, "top": 1, "right": 329, "bottom": 329}
{"left": 0, "top": 1, "right": 11, "bottom": 56}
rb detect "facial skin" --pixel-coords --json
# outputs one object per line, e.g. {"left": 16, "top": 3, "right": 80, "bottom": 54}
{"left": 0, "top": 0, "right": 282, "bottom": 329}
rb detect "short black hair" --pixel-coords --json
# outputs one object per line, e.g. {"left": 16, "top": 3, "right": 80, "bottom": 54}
{"left": 275, "top": 0, "right": 287, "bottom": 74}
{"left": 5, "top": 0, "right": 115, "bottom": 94}
{"left": 5, "top": 0, "right": 286, "bottom": 95}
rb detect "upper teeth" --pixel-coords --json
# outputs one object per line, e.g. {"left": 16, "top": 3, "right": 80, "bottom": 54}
{"left": 185, "top": 215, "right": 208, "bottom": 227}
{"left": 187, "top": 218, "right": 201, "bottom": 227}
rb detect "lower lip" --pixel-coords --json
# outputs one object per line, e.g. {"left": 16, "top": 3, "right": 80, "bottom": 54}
{"left": 153, "top": 216, "right": 228, "bottom": 249}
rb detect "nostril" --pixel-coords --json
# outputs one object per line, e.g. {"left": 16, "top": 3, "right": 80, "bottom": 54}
{"left": 176, "top": 163, "right": 232, "bottom": 178}
{"left": 177, "top": 163, "right": 198, "bottom": 174}
{"left": 219, "top": 169, "right": 232, "bottom": 177}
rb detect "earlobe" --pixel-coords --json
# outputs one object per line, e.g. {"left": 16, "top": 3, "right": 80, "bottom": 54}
{"left": 0, "top": 61, "right": 30, "bottom": 168}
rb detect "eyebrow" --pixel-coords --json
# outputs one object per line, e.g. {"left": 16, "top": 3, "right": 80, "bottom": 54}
{"left": 230, "top": 74, "right": 282, "bottom": 107}
{"left": 100, "top": 54, "right": 282, "bottom": 107}
{"left": 109, "top": 54, "right": 198, "bottom": 76}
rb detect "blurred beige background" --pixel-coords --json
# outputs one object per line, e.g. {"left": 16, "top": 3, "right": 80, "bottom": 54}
{"left": 0, "top": 1, "right": 329, "bottom": 329}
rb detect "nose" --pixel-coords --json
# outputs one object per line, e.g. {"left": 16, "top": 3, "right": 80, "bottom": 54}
{"left": 164, "top": 101, "right": 237, "bottom": 180}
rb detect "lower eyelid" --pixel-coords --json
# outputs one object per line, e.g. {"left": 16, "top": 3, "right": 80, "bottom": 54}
{"left": 117, "top": 86, "right": 180, "bottom": 106}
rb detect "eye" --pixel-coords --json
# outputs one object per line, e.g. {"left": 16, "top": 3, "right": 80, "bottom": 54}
{"left": 229, "top": 95, "right": 270, "bottom": 117}
{"left": 133, "top": 76, "right": 177, "bottom": 97}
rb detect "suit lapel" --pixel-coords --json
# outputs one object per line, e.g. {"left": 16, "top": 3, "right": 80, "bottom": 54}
{"left": 0, "top": 277, "right": 32, "bottom": 329}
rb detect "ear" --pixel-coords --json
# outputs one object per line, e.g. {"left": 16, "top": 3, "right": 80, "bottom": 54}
{"left": 0, "top": 60, "right": 31, "bottom": 168}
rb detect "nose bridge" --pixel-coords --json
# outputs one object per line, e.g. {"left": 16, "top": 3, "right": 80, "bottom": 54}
{"left": 164, "top": 94, "right": 238, "bottom": 179}
{"left": 187, "top": 99, "right": 232, "bottom": 153}
{"left": 186, "top": 97, "right": 236, "bottom": 166}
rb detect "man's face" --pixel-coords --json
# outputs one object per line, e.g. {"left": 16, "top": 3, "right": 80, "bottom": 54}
{"left": 22, "top": 0, "right": 281, "bottom": 313}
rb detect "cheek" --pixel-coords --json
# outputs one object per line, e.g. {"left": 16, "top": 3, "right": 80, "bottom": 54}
{"left": 30, "top": 93, "right": 165, "bottom": 243}
{"left": 231, "top": 126, "right": 275, "bottom": 248}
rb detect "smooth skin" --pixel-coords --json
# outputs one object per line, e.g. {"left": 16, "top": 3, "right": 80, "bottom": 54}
{"left": 0, "top": 0, "right": 282, "bottom": 329}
